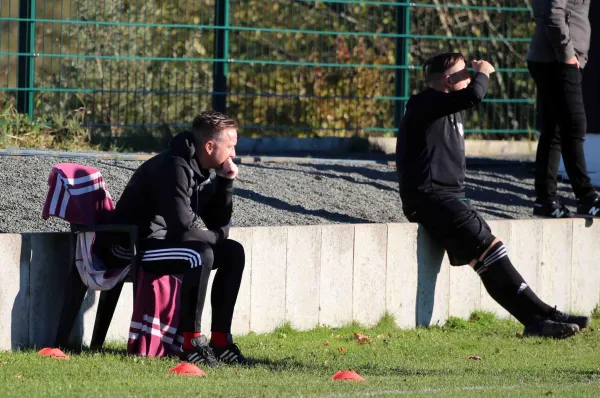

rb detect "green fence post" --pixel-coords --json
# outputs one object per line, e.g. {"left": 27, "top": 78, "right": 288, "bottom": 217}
{"left": 394, "top": 2, "right": 410, "bottom": 135}
{"left": 17, "top": 0, "right": 36, "bottom": 118}
{"left": 212, "top": 0, "right": 229, "bottom": 114}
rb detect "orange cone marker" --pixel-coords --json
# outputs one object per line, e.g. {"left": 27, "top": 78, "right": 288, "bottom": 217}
{"left": 38, "top": 347, "right": 70, "bottom": 360}
{"left": 168, "top": 363, "right": 206, "bottom": 377}
{"left": 331, "top": 370, "right": 366, "bottom": 381}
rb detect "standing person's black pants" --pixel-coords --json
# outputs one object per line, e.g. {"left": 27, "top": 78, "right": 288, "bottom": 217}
{"left": 527, "top": 61, "right": 594, "bottom": 203}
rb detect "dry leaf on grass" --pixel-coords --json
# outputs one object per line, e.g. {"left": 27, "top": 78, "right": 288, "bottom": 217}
{"left": 323, "top": 341, "right": 330, "bottom": 347}
{"left": 354, "top": 332, "right": 372, "bottom": 344}
{"left": 338, "top": 347, "right": 346, "bottom": 353}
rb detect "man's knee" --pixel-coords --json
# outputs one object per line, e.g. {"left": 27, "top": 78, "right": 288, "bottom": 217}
{"left": 468, "top": 234, "right": 500, "bottom": 268}
{"left": 186, "top": 241, "right": 215, "bottom": 270}
{"left": 470, "top": 237, "right": 505, "bottom": 270}
{"left": 221, "top": 239, "right": 245, "bottom": 269}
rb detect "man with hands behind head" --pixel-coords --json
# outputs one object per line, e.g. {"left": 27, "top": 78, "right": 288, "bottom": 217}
{"left": 396, "top": 52, "right": 590, "bottom": 339}
{"left": 94, "top": 110, "right": 248, "bottom": 367}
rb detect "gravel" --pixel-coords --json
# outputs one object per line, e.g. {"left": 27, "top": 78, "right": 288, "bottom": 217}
{"left": 0, "top": 155, "right": 579, "bottom": 233}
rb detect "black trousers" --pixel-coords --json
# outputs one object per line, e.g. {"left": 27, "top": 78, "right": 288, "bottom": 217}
{"left": 527, "top": 61, "right": 594, "bottom": 202}
{"left": 100, "top": 238, "right": 245, "bottom": 334}
{"left": 402, "top": 194, "right": 495, "bottom": 266}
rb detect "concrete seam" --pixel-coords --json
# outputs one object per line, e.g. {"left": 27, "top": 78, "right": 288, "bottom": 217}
{"left": 351, "top": 225, "right": 356, "bottom": 323}
{"left": 247, "top": 228, "right": 253, "bottom": 333}
{"left": 383, "top": 224, "right": 388, "bottom": 321}
{"left": 283, "top": 227, "right": 288, "bottom": 328}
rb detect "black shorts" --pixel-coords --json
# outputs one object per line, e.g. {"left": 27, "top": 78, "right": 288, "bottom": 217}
{"left": 403, "top": 194, "right": 495, "bottom": 266}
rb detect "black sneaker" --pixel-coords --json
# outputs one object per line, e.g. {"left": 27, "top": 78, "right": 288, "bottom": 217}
{"left": 549, "top": 306, "right": 591, "bottom": 330}
{"left": 533, "top": 200, "right": 573, "bottom": 218}
{"left": 209, "top": 342, "right": 249, "bottom": 365}
{"left": 576, "top": 193, "right": 600, "bottom": 218}
{"left": 522, "top": 317, "right": 579, "bottom": 339}
{"left": 179, "top": 335, "right": 219, "bottom": 367}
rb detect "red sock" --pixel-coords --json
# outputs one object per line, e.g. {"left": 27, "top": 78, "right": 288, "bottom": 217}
{"left": 210, "top": 331, "right": 231, "bottom": 348}
{"left": 183, "top": 332, "right": 201, "bottom": 350}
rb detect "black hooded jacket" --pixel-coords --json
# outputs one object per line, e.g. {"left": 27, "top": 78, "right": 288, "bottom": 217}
{"left": 108, "top": 130, "right": 233, "bottom": 245}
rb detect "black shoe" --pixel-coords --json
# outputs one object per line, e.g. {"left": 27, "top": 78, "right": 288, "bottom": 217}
{"left": 522, "top": 317, "right": 579, "bottom": 339}
{"left": 179, "top": 335, "right": 219, "bottom": 367}
{"left": 533, "top": 200, "right": 573, "bottom": 218}
{"left": 576, "top": 193, "right": 600, "bottom": 217}
{"left": 209, "top": 342, "right": 249, "bottom": 365}
{"left": 549, "top": 306, "right": 591, "bottom": 330}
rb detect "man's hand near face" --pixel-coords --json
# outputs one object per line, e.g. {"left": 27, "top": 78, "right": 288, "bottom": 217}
{"left": 216, "top": 158, "right": 238, "bottom": 180}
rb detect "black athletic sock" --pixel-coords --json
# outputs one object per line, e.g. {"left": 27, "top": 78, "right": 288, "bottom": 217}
{"left": 474, "top": 241, "right": 553, "bottom": 325}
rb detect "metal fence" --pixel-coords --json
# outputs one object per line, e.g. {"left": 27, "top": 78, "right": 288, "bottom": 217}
{"left": 0, "top": 0, "right": 538, "bottom": 149}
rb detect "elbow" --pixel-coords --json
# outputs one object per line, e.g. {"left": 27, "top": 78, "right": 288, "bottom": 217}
{"left": 472, "top": 91, "right": 484, "bottom": 103}
{"left": 467, "top": 89, "right": 485, "bottom": 105}
{"left": 542, "top": 9, "right": 565, "bottom": 31}
{"left": 469, "top": 78, "right": 488, "bottom": 103}
{"left": 542, "top": 15, "right": 556, "bottom": 27}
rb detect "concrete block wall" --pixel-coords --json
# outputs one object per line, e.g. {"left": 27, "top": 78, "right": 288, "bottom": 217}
{"left": 1, "top": 218, "right": 599, "bottom": 351}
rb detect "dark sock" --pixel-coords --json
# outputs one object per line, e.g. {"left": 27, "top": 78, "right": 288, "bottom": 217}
{"left": 210, "top": 331, "right": 231, "bottom": 348}
{"left": 183, "top": 332, "right": 201, "bottom": 350}
{"left": 474, "top": 241, "right": 553, "bottom": 325}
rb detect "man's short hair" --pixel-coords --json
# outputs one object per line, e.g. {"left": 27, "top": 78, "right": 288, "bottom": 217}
{"left": 423, "top": 52, "right": 466, "bottom": 82}
{"left": 191, "top": 110, "right": 238, "bottom": 142}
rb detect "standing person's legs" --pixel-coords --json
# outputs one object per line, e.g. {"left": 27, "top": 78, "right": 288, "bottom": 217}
{"left": 554, "top": 63, "right": 595, "bottom": 201}
{"left": 528, "top": 61, "right": 598, "bottom": 217}
{"left": 528, "top": 61, "right": 564, "bottom": 206}
{"left": 406, "top": 195, "right": 589, "bottom": 338}
{"left": 553, "top": 63, "right": 600, "bottom": 215}
{"left": 139, "top": 239, "right": 217, "bottom": 366}
{"left": 207, "top": 239, "right": 248, "bottom": 364}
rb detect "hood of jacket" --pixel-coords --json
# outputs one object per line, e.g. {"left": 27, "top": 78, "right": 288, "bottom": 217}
{"left": 169, "top": 130, "right": 207, "bottom": 179}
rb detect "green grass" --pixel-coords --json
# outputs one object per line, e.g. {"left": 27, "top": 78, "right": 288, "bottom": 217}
{"left": 1, "top": 311, "right": 600, "bottom": 397}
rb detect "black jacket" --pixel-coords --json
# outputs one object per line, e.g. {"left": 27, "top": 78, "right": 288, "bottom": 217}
{"left": 396, "top": 72, "right": 489, "bottom": 207}
{"left": 109, "top": 130, "right": 233, "bottom": 245}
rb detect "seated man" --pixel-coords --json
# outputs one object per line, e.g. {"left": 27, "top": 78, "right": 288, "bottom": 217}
{"left": 95, "top": 110, "right": 247, "bottom": 366}
{"left": 396, "top": 52, "right": 590, "bottom": 338}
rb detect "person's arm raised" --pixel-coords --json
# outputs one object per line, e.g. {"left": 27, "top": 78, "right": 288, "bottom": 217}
{"left": 422, "top": 60, "right": 495, "bottom": 120}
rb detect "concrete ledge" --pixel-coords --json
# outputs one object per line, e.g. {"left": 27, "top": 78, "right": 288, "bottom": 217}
{"left": 238, "top": 138, "right": 540, "bottom": 159}
{"left": 2, "top": 218, "right": 600, "bottom": 351}
{"left": 0, "top": 138, "right": 540, "bottom": 160}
